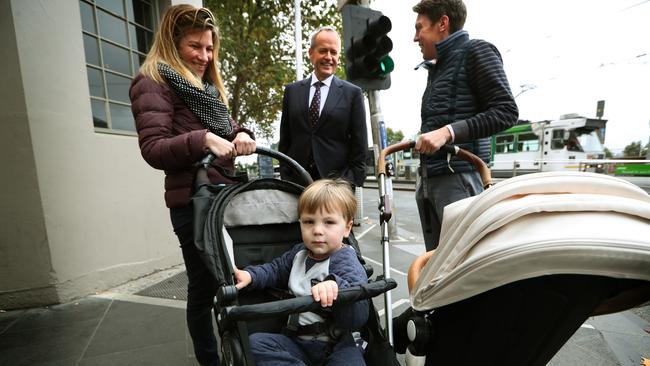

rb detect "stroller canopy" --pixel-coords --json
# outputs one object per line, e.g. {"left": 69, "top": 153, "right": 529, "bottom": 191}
{"left": 411, "top": 171, "right": 650, "bottom": 311}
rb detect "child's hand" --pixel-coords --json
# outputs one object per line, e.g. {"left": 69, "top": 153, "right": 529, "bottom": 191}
{"left": 234, "top": 268, "right": 252, "bottom": 290}
{"left": 311, "top": 280, "right": 338, "bottom": 307}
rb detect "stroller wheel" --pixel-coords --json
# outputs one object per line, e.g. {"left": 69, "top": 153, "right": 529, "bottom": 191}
{"left": 221, "top": 332, "right": 244, "bottom": 366}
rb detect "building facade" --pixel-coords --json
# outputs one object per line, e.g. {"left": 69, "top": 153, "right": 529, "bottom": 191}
{"left": 1, "top": 0, "right": 202, "bottom": 309}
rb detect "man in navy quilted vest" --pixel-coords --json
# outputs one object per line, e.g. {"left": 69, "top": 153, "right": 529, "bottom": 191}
{"left": 412, "top": 0, "right": 519, "bottom": 251}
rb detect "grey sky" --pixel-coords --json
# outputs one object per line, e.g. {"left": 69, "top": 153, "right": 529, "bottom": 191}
{"left": 371, "top": 0, "right": 650, "bottom": 151}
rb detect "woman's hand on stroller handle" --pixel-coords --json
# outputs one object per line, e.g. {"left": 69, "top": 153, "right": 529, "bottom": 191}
{"left": 197, "top": 145, "right": 313, "bottom": 186}
{"left": 233, "top": 132, "right": 256, "bottom": 156}
{"left": 205, "top": 132, "right": 237, "bottom": 159}
{"left": 205, "top": 132, "right": 256, "bottom": 159}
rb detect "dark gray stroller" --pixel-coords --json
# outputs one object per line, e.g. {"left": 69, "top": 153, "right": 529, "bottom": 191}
{"left": 191, "top": 147, "right": 398, "bottom": 366}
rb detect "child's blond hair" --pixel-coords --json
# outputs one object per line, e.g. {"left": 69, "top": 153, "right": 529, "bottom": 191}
{"left": 298, "top": 179, "right": 356, "bottom": 222}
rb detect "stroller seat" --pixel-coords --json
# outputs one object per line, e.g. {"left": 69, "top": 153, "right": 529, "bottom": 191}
{"left": 214, "top": 179, "right": 396, "bottom": 366}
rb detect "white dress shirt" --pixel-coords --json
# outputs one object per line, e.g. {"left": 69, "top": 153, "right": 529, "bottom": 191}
{"left": 308, "top": 73, "right": 334, "bottom": 116}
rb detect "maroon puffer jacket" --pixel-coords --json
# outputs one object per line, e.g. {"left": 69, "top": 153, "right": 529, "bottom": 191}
{"left": 130, "top": 73, "right": 253, "bottom": 208}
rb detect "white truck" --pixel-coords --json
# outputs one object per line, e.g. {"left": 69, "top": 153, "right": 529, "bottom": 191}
{"left": 490, "top": 114, "right": 607, "bottom": 178}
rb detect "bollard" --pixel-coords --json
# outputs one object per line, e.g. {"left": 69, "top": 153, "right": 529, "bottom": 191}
{"left": 354, "top": 186, "right": 363, "bottom": 226}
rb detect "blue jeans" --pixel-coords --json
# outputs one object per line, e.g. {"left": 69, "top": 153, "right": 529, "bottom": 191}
{"left": 172, "top": 208, "right": 220, "bottom": 366}
{"left": 415, "top": 171, "right": 483, "bottom": 251}
{"left": 250, "top": 332, "right": 365, "bottom": 366}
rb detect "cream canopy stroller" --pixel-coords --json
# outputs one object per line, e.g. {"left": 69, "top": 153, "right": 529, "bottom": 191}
{"left": 378, "top": 142, "right": 650, "bottom": 366}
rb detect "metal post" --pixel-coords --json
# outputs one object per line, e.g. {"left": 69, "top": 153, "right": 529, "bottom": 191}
{"left": 294, "top": 0, "right": 303, "bottom": 81}
{"left": 368, "top": 90, "right": 398, "bottom": 239}
{"left": 647, "top": 120, "right": 650, "bottom": 160}
{"left": 378, "top": 174, "right": 394, "bottom": 345}
{"left": 354, "top": 186, "right": 363, "bottom": 225}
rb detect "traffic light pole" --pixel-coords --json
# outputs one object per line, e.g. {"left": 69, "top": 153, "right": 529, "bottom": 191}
{"left": 341, "top": 0, "right": 397, "bottom": 343}
{"left": 368, "top": 89, "right": 397, "bottom": 345}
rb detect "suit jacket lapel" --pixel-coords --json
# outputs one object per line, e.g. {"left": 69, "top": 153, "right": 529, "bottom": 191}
{"left": 298, "top": 78, "right": 311, "bottom": 127}
{"left": 317, "top": 76, "right": 342, "bottom": 129}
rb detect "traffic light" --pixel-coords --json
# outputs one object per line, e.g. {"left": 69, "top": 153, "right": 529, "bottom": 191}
{"left": 342, "top": 4, "right": 394, "bottom": 90}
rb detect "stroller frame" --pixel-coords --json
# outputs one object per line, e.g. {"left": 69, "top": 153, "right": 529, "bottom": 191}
{"left": 375, "top": 141, "right": 494, "bottom": 345}
{"left": 192, "top": 147, "right": 398, "bottom": 366}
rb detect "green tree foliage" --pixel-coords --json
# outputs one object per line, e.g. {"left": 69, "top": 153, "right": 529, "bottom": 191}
{"left": 206, "top": 0, "right": 342, "bottom": 139}
{"left": 623, "top": 141, "right": 643, "bottom": 157}
{"left": 603, "top": 146, "right": 613, "bottom": 158}
{"left": 385, "top": 127, "right": 404, "bottom": 146}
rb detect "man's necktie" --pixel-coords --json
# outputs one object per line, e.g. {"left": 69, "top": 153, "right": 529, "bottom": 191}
{"left": 309, "top": 81, "right": 323, "bottom": 128}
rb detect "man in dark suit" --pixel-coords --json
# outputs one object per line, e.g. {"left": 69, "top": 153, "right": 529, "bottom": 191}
{"left": 278, "top": 26, "right": 367, "bottom": 188}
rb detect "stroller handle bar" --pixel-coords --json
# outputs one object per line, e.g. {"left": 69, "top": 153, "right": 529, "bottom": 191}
{"left": 221, "top": 278, "right": 397, "bottom": 324}
{"left": 198, "top": 146, "right": 314, "bottom": 187}
{"left": 377, "top": 141, "right": 416, "bottom": 176}
{"left": 377, "top": 141, "right": 492, "bottom": 189}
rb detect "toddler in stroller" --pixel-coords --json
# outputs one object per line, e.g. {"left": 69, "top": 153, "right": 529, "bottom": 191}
{"left": 192, "top": 147, "right": 398, "bottom": 366}
{"left": 234, "top": 179, "right": 369, "bottom": 365}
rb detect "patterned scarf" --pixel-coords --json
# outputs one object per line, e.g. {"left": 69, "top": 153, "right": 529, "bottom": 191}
{"left": 157, "top": 62, "right": 233, "bottom": 137}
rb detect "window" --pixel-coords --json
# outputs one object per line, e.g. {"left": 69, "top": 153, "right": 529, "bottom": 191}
{"left": 495, "top": 134, "right": 515, "bottom": 153}
{"left": 575, "top": 128, "right": 604, "bottom": 153}
{"left": 551, "top": 129, "right": 565, "bottom": 150}
{"left": 566, "top": 131, "right": 582, "bottom": 152}
{"left": 80, "top": 0, "right": 156, "bottom": 133}
{"left": 516, "top": 132, "right": 539, "bottom": 152}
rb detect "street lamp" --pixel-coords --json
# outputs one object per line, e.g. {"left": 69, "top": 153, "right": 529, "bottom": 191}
{"left": 646, "top": 120, "right": 650, "bottom": 160}
{"left": 294, "top": 0, "right": 302, "bottom": 81}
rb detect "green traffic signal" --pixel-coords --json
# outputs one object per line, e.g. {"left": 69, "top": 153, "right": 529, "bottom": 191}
{"left": 379, "top": 55, "right": 394, "bottom": 75}
{"left": 342, "top": 5, "right": 393, "bottom": 90}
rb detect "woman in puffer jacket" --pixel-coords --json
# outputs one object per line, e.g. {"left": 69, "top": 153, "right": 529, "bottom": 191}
{"left": 129, "top": 5, "right": 255, "bottom": 366}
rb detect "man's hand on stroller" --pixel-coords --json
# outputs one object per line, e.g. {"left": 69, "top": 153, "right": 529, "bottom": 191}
{"left": 311, "top": 280, "right": 338, "bottom": 307}
{"left": 415, "top": 127, "right": 452, "bottom": 154}
{"left": 234, "top": 268, "right": 252, "bottom": 290}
